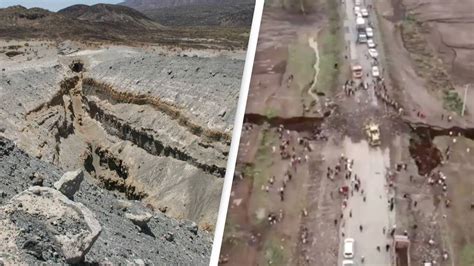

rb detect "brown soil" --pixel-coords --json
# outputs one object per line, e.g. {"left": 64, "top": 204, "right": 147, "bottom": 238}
{"left": 245, "top": 8, "right": 323, "bottom": 118}
{"left": 220, "top": 2, "right": 350, "bottom": 265}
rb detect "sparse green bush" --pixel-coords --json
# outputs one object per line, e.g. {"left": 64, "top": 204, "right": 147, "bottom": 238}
{"left": 443, "top": 90, "right": 464, "bottom": 115}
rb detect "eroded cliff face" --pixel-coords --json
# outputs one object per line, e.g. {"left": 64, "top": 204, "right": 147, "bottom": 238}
{"left": 0, "top": 40, "right": 243, "bottom": 227}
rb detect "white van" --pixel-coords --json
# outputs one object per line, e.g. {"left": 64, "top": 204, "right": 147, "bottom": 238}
{"left": 344, "top": 238, "right": 355, "bottom": 259}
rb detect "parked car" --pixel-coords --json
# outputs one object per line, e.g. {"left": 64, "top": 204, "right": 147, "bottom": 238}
{"left": 368, "top": 48, "right": 378, "bottom": 58}
{"left": 361, "top": 8, "right": 369, "bottom": 17}
{"left": 342, "top": 260, "right": 355, "bottom": 266}
{"left": 358, "top": 33, "right": 368, "bottom": 43}
{"left": 372, "top": 66, "right": 380, "bottom": 77}
{"left": 354, "top": 6, "right": 361, "bottom": 15}
{"left": 367, "top": 38, "right": 376, "bottom": 48}
{"left": 355, "top": 0, "right": 361, "bottom": 6}
{"left": 344, "top": 238, "right": 355, "bottom": 259}
{"left": 366, "top": 27, "right": 373, "bottom": 37}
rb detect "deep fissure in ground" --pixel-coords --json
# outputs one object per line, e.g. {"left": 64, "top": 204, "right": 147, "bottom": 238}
{"left": 27, "top": 72, "right": 226, "bottom": 202}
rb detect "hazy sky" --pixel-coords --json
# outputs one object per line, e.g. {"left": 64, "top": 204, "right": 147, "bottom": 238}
{"left": 0, "top": 0, "right": 122, "bottom": 11}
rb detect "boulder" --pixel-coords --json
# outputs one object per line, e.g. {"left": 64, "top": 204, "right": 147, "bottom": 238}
{"left": 0, "top": 186, "right": 101, "bottom": 264}
{"left": 134, "top": 259, "right": 145, "bottom": 266}
{"left": 187, "top": 222, "right": 199, "bottom": 235}
{"left": 30, "top": 173, "right": 44, "bottom": 186}
{"left": 125, "top": 212, "right": 152, "bottom": 228}
{"left": 53, "top": 169, "right": 84, "bottom": 199}
{"left": 164, "top": 232, "right": 174, "bottom": 242}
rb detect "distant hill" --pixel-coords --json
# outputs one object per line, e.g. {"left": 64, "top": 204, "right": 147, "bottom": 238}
{"left": 58, "top": 4, "right": 161, "bottom": 29}
{"left": 0, "top": 5, "right": 159, "bottom": 41}
{"left": 142, "top": 2, "right": 254, "bottom": 27}
{"left": 0, "top": 5, "right": 249, "bottom": 49}
{"left": 120, "top": 0, "right": 237, "bottom": 11}
{"left": 120, "top": 0, "right": 254, "bottom": 27}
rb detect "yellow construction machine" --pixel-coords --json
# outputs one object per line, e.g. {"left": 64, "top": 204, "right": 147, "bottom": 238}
{"left": 365, "top": 122, "right": 381, "bottom": 146}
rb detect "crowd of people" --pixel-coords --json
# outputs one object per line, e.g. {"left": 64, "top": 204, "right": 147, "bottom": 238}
{"left": 262, "top": 124, "right": 313, "bottom": 226}
{"left": 331, "top": 153, "right": 428, "bottom": 264}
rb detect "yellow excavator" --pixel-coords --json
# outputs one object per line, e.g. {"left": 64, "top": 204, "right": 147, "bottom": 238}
{"left": 365, "top": 122, "right": 381, "bottom": 146}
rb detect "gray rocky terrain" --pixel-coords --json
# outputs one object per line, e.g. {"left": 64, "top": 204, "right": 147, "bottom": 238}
{"left": 0, "top": 136, "right": 211, "bottom": 264}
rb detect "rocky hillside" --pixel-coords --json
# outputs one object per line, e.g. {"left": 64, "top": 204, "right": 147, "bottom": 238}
{"left": 120, "top": 0, "right": 237, "bottom": 10}
{"left": 0, "top": 5, "right": 158, "bottom": 42}
{"left": 120, "top": 0, "right": 254, "bottom": 27}
{"left": 141, "top": 2, "right": 254, "bottom": 27}
{"left": 0, "top": 5, "right": 248, "bottom": 49}
{"left": 58, "top": 4, "right": 161, "bottom": 29}
{"left": 0, "top": 137, "right": 212, "bottom": 264}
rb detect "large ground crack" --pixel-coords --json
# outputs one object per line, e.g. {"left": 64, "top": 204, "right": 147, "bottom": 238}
{"left": 244, "top": 112, "right": 326, "bottom": 133}
{"left": 26, "top": 77, "right": 80, "bottom": 117}
{"left": 84, "top": 99, "right": 226, "bottom": 177}
{"left": 83, "top": 144, "right": 147, "bottom": 200}
{"left": 407, "top": 121, "right": 474, "bottom": 175}
{"left": 82, "top": 78, "right": 231, "bottom": 144}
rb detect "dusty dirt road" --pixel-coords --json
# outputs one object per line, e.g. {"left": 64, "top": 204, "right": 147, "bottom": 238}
{"left": 337, "top": 138, "right": 393, "bottom": 265}
{"left": 336, "top": 0, "right": 397, "bottom": 263}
